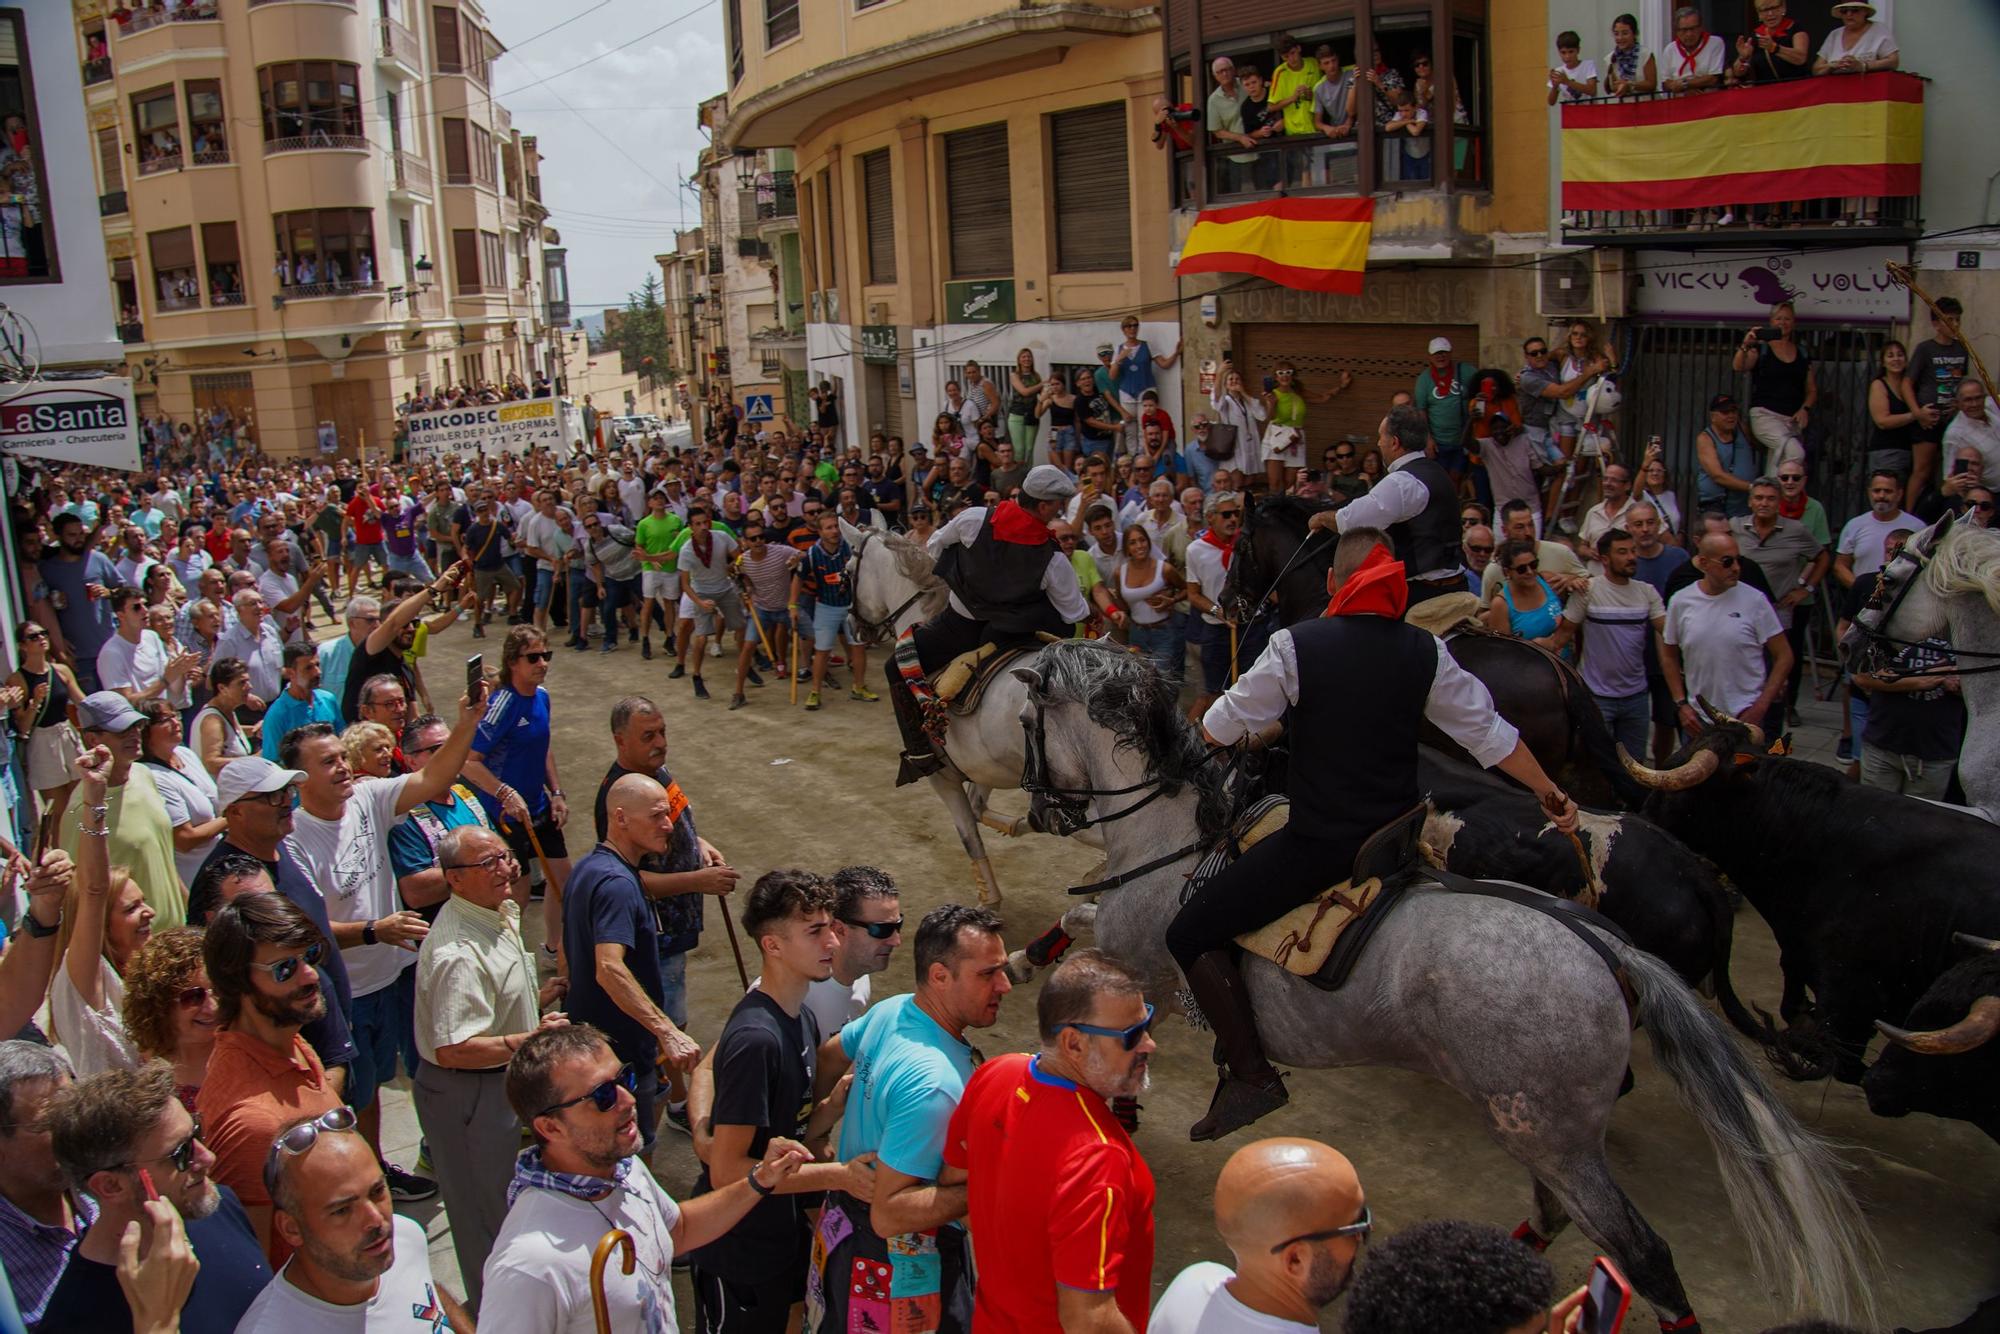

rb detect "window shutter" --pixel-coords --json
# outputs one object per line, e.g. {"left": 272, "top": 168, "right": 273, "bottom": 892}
{"left": 1052, "top": 104, "right": 1131, "bottom": 272}
{"left": 860, "top": 149, "right": 894, "bottom": 284}
{"left": 149, "top": 228, "right": 195, "bottom": 272}
{"left": 443, "top": 119, "right": 469, "bottom": 179}
{"left": 944, "top": 124, "right": 1011, "bottom": 279}
{"left": 452, "top": 229, "right": 479, "bottom": 293}
{"left": 201, "top": 222, "right": 240, "bottom": 265}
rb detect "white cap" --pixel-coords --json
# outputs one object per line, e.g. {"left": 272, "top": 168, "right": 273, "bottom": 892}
{"left": 1427, "top": 336, "right": 1453, "bottom": 355}
{"left": 215, "top": 756, "right": 306, "bottom": 812}
{"left": 1022, "top": 465, "right": 1078, "bottom": 503}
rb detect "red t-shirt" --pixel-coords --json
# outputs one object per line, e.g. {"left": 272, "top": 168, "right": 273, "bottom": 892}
{"left": 943, "top": 1052, "right": 1155, "bottom": 1333}
{"left": 346, "top": 490, "right": 385, "bottom": 544}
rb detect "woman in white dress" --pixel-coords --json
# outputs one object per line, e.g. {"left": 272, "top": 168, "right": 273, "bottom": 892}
{"left": 1813, "top": 2, "right": 1898, "bottom": 75}
{"left": 49, "top": 746, "right": 152, "bottom": 1077}
{"left": 1208, "top": 362, "right": 1268, "bottom": 487}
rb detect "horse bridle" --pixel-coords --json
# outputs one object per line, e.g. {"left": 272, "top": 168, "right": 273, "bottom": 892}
{"left": 1852, "top": 521, "right": 2000, "bottom": 677}
{"left": 1230, "top": 517, "right": 1334, "bottom": 633}
{"left": 844, "top": 529, "right": 933, "bottom": 646}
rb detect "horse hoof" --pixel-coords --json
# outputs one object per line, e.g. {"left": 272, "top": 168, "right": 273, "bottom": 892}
{"left": 1003, "top": 951, "right": 1037, "bottom": 984}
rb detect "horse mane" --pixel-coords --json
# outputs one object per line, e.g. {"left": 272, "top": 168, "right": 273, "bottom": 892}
{"left": 1035, "top": 639, "right": 1234, "bottom": 835}
{"left": 1248, "top": 493, "right": 1335, "bottom": 534}
{"left": 1923, "top": 523, "right": 2000, "bottom": 616}
{"left": 870, "top": 527, "right": 946, "bottom": 591}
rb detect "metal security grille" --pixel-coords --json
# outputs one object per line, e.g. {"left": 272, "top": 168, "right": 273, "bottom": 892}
{"left": 944, "top": 124, "right": 1012, "bottom": 279}
{"left": 1235, "top": 321, "right": 1479, "bottom": 457}
{"left": 860, "top": 149, "right": 895, "bottom": 284}
{"left": 869, "top": 361, "right": 905, "bottom": 442}
{"left": 1622, "top": 322, "right": 1888, "bottom": 530}
{"left": 1051, "top": 103, "right": 1131, "bottom": 273}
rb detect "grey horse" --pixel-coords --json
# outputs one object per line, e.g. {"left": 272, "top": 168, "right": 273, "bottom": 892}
{"left": 1842, "top": 514, "right": 2000, "bottom": 822}
{"left": 1014, "top": 639, "right": 1877, "bottom": 1332}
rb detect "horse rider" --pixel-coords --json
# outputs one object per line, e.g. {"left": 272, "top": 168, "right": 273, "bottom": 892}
{"left": 1174, "top": 527, "right": 1580, "bottom": 1140}
{"left": 888, "top": 464, "right": 1091, "bottom": 783}
{"left": 1307, "top": 404, "right": 1466, "bottom": 606}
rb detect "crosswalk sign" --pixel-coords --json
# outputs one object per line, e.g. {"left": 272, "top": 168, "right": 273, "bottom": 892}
{"left": 744, "top": 394, "right": 774, "bottom": 421}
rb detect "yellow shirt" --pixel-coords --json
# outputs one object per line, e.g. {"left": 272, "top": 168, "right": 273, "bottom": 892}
{"left": 61, "top": 766, "right": 185, "bottom": 928}
{"left": 1271, "top": 60, "right": 1323, "bottom": 136}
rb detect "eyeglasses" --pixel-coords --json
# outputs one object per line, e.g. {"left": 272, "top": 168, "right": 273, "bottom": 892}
{"left": 1525, "top": 346, "right": 1549, "bottom": 357}
{"left": 1332, "top": 451, "right": 1355, "bottom": 461}
{"left": 1777, "top": 474, "right": 1805, "bottom": 483}
{"left": 1512, "top": 561, "right": 1540, "bottom": 574}
{"left": 126, "top": 1114, "right": 204, "bottom": 1175}
{"left": 176, "top": 984, "right": 213, "bottom": 1009}
{"left": 522, "top": 650, "right": 553, "bottom": 664}
{"left": 246, "top": 786, "right": 298, "bottom": 810}
{"left": 1270, "top": 1205, "right": 1374, "bottom": 1253}
{"left": 21, "top": 630, "right": 46, "bottom": 642}
{"left": 273, "top": 1105, "right": 358, "bottom": 1159}
{"left": 248, "top": 940, "right": 324, "bottom": 985}
{"left": 1975, "top": 501, "right": 1997, "bottom": 513}
{"left": 1062, "top": 1002, "right": 1156, "bottom": 1052}
{"left": 840, "top": 916, "right": 904, "bottom": 940}
{"left": 1215, "top": 508, "right": 1243, "bottom": 519}
{"left": 537, "top": 1064, "right": 638, "bottom": 1119}
{"left": 1710, "top": 555, "right": 1740, "bottom": 567}
{"left": 445, "top": 850, "right": 519, "bottom": 875}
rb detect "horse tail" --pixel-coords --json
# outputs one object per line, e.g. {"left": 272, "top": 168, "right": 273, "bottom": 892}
{"left": 1616, "top": 943, "right": 1878, "bottom": 1327}
{"left": 1557, "top": 655, "right": 1650, "bottom": 809}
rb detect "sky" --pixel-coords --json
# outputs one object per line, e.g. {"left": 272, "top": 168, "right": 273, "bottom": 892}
{"left": 482, "top": 0, "right": 728, "bottom": 323}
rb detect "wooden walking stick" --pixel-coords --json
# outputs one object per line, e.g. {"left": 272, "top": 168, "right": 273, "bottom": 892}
{"left": 1888, "top": 261, "right": 1997, "bottom": 401}
{"left": 789, "top": 608, "right": 801, "bottom": 705}
{"left": 718, "top": 897, "right": 750, "bottom": 990}
{"left": 589, "top": 1229, "right": 635, "bottom": 1334}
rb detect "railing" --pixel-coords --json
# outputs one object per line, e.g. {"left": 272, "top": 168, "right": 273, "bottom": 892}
{"left": 118, "top": 322, "right": 146, "bottom": 344}
{"left": 757, "top": 169, "right": 798, "bottom": 220}
{"left": 379, "top": 18, "right": 420, "bottom": 66}
{"left": 444, "top": 170, "right": 494, "bottom": 188}
{"left": 248, "top": 0, "right": 356, "bottom": 7}
{"left": 264, "top": 132, "right": 369, "bottom": 155}
{"left": 156, "top": 290, "right": 201, "bottom": 312}
{"left": 436, "top": 57, "right": 463, "bottom": 75}
{"left": 122, "top": 2, "right": 221, "bottom": 32}
{"left": 136, "top": 149, "right": 183, "bottom": 176}
{"left": 190, "top": 145, "right": 231, "bottom": 166}
{"left": 546, "top": 299, "right": 570, "bottom": 326}
{"left": 280, "top": 278, "right": 385, "bottom": 299}
{"left": 706, "top": 244, "right": 723, "bottom": 274}
{"left": 99, "top": 191, "right": 128, "bottom": 217}
{"left": 210, "top": 287, "right": 247, "bottom": 307}
{"left": 82, "top": 56, "right": 113, "bottom": 86}
{"left": 391, "top": 151, "right": 434, "bottom": 195}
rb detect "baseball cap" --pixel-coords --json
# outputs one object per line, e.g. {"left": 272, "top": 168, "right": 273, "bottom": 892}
{"left": 76, "top": 692, "right": 148, "bottom": 733}
{"left": 215, "top": 756, "right": 307, "bottom": 811}
{"left": 1708, "top": 393, "right": 1740, "bottom": 413}
{"left": 1427, "top": 336, "right": 1453, "bottom": 354}
{"left": 1095, "top": 344, "right": 1115, "bottom": 358}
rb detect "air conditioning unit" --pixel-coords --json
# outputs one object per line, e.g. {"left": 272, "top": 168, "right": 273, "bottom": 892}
{"left": 1536, "top": 249, "right": 1628, "bottom": 322}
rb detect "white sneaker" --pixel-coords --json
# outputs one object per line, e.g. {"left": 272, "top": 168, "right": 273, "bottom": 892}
{"left": 708, "top": 640, "right": 723, "bottom": 658}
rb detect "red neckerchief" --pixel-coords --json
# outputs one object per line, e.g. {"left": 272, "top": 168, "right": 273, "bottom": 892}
{"left": 1324, "top": 544, "right": 1409, "bottom": 619}
{"left": 1674, "top": 35, "right": 1709, "bottom": 74}
{"left": 1755, "top": 17, "right": 1795, "bottom": 39}
{"left": 1199, "top": 528, "right": 1236, "bottom": 570}
{"left": 691, "top": 532, "right": 713, "bottom": 567}
{"left": 989, "top": 500, "right": 1050, "bottom": 546}
{"left": 1778, "top": 492, "right": 1808, "bottom": 521}
{"left": 1428, "top": 363, "right": 1460, "bottom": 397}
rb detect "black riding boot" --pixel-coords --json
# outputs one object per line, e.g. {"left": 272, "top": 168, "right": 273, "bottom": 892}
{"left": 885, "top": 657, "right": 944, "bottom": 786}
{"left": 1186, "top": 951, "right": 1288, "bottom": 1141}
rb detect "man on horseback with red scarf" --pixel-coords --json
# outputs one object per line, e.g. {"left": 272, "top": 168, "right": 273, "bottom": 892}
{"left": 1171, "top": 528, "right": 1580, "bottom": 1140}
{"left": 889, "top": 464, "right": 1090, "bottom": 784}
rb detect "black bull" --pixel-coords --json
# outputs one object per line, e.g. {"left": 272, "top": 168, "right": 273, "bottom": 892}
{"left": 1220, "top": 496, "right": 1648, "bottom": 810}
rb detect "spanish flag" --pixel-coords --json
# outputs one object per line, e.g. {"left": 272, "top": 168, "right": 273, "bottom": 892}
{"left": 1561, "top": 71, "right": 1922, "bottom": 212}
{"left": 1175, "top": 197, "right": 1374, "bottom": 295}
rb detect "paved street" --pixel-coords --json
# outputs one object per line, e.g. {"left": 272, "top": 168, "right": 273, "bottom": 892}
{"left": 369, "top": 609, "right": 1996, "bottom": 1332}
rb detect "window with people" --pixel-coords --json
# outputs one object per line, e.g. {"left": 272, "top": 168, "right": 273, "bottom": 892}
{"left": 256, "top": 62, "right": 365, "bottom": 149}
{"left": 273, "top": 209, "right": 378, "bottom": 294}
{"left": 133, "top": 86, "right": 181, "bottom": 174}
{"left": 0, "top": 16, "right": 53, "bottom": 281}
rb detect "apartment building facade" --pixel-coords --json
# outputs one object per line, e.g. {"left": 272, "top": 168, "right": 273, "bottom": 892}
{"left": 75, "top": 0, "right": 559, "bottom": 457}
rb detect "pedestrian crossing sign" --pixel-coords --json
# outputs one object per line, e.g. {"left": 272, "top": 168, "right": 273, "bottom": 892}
{"left": 744, "top": 394, "right": 775, "bottom": 421}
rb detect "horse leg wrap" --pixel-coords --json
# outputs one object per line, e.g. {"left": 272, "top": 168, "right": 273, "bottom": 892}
{"left": 1510, "top": 1220, "right": 1553, "bottom": 1253}
{"left": 1024, "top": 924, "right": 1074, "bottom": 969}
{"left": 1659, "top": 1315, "right": 1701, "bottom": 1333}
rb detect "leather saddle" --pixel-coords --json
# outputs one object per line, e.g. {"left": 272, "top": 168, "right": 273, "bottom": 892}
{"left": 934, "top": 643, "right": 1036, "bottom": 714}
{"left": 1233, "top": 803, "right": 1427, "bottom": 992}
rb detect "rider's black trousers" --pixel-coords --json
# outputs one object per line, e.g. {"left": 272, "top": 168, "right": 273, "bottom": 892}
{"left": 1166, "top": 825, "right": 1364, "bottom": 976}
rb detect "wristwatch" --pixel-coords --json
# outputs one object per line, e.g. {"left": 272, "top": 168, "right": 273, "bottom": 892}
{"left": 15, "top": 910, "right": 58, "bottom": 940}
{"left": 747, "top": 1166, "right": 775, "bottom": 1197}
{"left": 362, "top": 920, "right": 378, "bottom": 946}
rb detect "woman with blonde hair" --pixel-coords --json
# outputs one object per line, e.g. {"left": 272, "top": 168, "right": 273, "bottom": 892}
{"left": 1006, "top": 347, "right": 1044, "bottom": 461}
{"left": 342, "top": 719, "right": 398, "bottom": 779}
{"left": 120, "top": 926, "right": 218, "bottom": 1110}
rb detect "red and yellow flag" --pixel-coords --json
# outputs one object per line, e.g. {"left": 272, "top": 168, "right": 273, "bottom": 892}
{"left": 1175, "top": 197, "right": 1374, "bottom": 295}
{"left": 1561, "top": 71, "right": 1922, "bottom": 211}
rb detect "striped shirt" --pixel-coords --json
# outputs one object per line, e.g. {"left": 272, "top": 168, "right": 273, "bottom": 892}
{"left": 0, "top": 1190, "right": 96, "bottom": 1330}
{"left": 739, "top": 544, "right": 801, "bottom": 612}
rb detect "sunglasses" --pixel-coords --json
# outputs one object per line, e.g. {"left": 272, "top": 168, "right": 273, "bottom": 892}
{"left": 1512, "top": 561, "right": 1540, "bottom": 574}
{"left": 1215, "top": 508, "right": 1243, "bottom": 519}
{"left": 176, "top": 984, "right": 213, "bottom": 1009}
{"left": 1710, "top": 555, "right": 1741, "bottom": 567}
{"left": 841, "top": 916, "right": 904, "bottom": 940}
{"left": 1525, "top": 347, "right": 1548, "bottom": 357}
{"left": 1975, "top": 501, "right": 1997, "bottom": 513}
{"left": 522, "top": 650, "right": 553, "bottom": 664}
{"left": 273, "top": 1105, "right": 358, "bottom": 1158}
{"left": 1332, "top": 451, "right": 1355, "bottom": 460}
{"left": 1467, "top": 543, "right": 1495, "bottom": 555}
{"left": 127, "top": 1114, "right": 205, "bottom": 1175}
{"left": 1777, "top": 474, "right": 1805, "bottom": 483}
{"left": 21, "top": 630, "right": 46, "bottom": 642}
{"left": 1270, "top": 1204, "right": 1374, "bottom": 1253}
{"left": 249, "top": 940, "right": 324, "bottom": 985}
{"left": 1062, "top": 1002, "right": 1157, "bottom": 1052}
{"left": 537, "top": 1064, "right": 638, "bottom": 1119}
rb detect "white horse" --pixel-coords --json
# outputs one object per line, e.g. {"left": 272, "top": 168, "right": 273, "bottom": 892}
{"left": 1842, "top": 515, "right": 2000, "bottom": 822}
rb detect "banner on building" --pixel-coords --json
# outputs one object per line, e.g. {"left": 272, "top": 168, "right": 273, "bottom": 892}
{"left": 1632, "top": 245, "right": 1910, "bottom": 323}
{"left": 0, "top": 378, "right": 141, "bottom": 471}
{"left": 1560, "top": 72, "right": 1922, "bottom": 211}
{"left": 1174, "top": 197, "right": 1374, "bottom": 295}
{"left": 405, "top": 398, "right": 564, "bottom": 459}
{"left": 942, "top": 280, "right": 1014, "bottom": 324}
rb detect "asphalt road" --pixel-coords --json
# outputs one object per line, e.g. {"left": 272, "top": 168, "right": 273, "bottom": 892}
{"left": 386, "top": 612, "right": 1998, "bottom": 1332}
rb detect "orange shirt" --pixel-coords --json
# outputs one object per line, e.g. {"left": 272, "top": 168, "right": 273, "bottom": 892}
{"left": 196, "top": 1029, "right": 342, "bottom": 1267}
{"left": 943, "top": 1053, "right": 1155, "bottom": 1333}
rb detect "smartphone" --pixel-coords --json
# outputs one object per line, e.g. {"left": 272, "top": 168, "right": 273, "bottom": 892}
{"left": 1262, "top": 375, "right": 1278, "bottom": 391}
{"left": 1582, "top": 1257, "right": 1632, "bottom": 1334}
{"left": 466, "top": 654, "right": 484, "bottom": 696}
{"left": 137, "top": 1167, "right": 160, "bottom": 1203}
{"left": 1756, "top": 324, "right": 1784, "bottom": 342}
{"left": 1951, "top": 455, "right": 1972, "bottom": 477}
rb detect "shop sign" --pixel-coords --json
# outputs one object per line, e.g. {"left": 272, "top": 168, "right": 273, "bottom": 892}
{"left": 0, "top": 378, "right": 140, "bottom": 471}
{"left": 1632, "top": 245, "right": 1909, "bottom": 323}
{"left": 943, "top": 279, "right": 1015, "bottom": 324}
{"left": 860, "top": 325, "right": 899, "bottom": 365}
{"left": 406, "top": 398, "right": 563, "bottom": 459}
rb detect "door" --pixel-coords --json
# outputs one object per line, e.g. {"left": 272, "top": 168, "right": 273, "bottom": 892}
{"left": 311, "top": 380, "right": 375, "bottom": 460}
{"left": 869, "top": 361, "right": 904, "bottom": 444}
{"left": 1235, "top": 321, "right": 1479, "bottom": 458}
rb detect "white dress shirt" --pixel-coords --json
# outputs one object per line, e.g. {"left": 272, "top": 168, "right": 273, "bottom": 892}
{"left": 1203, "top": 624, "right": 1520, "bottom": 767}
{"left": 926, "top": 506, "right": 1090, "bottom": 624}
{"left": 1334, "top": 452, "right": 1459, "bottom": 580}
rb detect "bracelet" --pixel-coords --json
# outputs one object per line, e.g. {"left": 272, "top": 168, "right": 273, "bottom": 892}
{"left": 549, "top": 789, "right": 564, "bottom": 799}
{"left": 746, "top": 1167, "right": 776, "bottom": 1197}
{"left": 79, "top": 824, "right": 109, "bottom": 840}
{"left": 86, "top": 803, "right": 108, "bottom": 822}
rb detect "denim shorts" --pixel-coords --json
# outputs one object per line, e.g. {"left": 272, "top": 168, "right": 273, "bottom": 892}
{"left": 657, "top": 946, "right": 688, "bottom": 1028}
{"left": 811, "top": 599, "right": 851, "bottom": 652}
{"left": 346, "top": 975, "right": 412, "bottom": 1111}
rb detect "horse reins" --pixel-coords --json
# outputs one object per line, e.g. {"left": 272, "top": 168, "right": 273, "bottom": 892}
{"left": 1233, "top": 521, "right": 1334, "bottom": 634}
{"left": 1854, "top": 536, "right": 2000, "bottom": 677}
{"left": 845, "top": 529, "right": 934, "bottom": 646}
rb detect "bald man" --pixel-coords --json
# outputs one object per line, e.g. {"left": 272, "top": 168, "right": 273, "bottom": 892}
{"left": 560, "top": 772, "right": 702, "bottom": 1155}
{"left": 1150, "top": 1138, "right": 1369, "bottom": 1334}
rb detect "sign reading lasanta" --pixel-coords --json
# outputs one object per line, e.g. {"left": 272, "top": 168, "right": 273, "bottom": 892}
{"left": 1632, "top": 246, "right": 1909, "bottom": 323}
{"left": 0, "top": 378, "right": 141, "bottom": 471}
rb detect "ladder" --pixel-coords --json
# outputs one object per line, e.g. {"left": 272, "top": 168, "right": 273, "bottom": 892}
{"left": 1543, "top": 432, "right": 1606, "bottom": 537}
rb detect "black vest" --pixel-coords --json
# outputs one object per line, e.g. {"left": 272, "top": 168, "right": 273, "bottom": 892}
{"left": 1285, "top": 616, "right": 1438, "bottom": 847}
{"left": 932, "top": 508, "right": 1068, "bottom": 638}
{"left": 1386, "top": 455, "right": 1461, "bottom": 577}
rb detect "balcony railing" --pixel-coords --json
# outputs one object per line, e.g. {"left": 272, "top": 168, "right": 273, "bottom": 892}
{"left": 99, "top": 191, "right": 128, "bottom": 217}
{"left": 210, "top": 289, "right": 247, "bottom": 307}
{"left": 279, "top": 278, "right": 385, "bottom": 299}
{"left": 379, "top": 18, "right": 420, "bottom": 67}
{"left": 706, "top": 244, "right": 723, "bottom": 274}
{"left": 190, "top": 144, "right": 231, "bottom": 166}
{"left": 82, "top": 56, "right": 113, "bottom": 86}
{"left": 156, "top": 290, "right": 201, "bottom": 312}
{"left": 248, "top": 0, "right": 355, "bottom": 7}
{"left": 136, "top": 149, "right": 183, "bottom": 176}
{"left": 391, "top": 151, "right": 433, "bottom": 195}
{"left": 756, "top": 170, "right": 797, "bottom": 220}
{"left": 265, "top": 132, "right": 369, "bottom": 156}
{"left": 121, "top": 4, "right": 221, "bottom": 36}
{"left": 444, "top": 171, "right": 494, "bottom": 188}
{"left": 118, "top": 322, "right": 146, "bottom": 344}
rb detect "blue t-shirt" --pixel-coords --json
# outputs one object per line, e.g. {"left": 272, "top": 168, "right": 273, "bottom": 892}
{"left": 260, "top": 687, "right": 343, "bottom": 759}
{"left": 835, "top": 993, "right": 978, "bottom": 1179}
{"left": 800, "top": 540, "right": 855, "bottom": 609}
{"left": 37, "top": 550, "right": 122, "bottom": 665}
{"left": 473, "top": 685, "right": 552, "bottom": 821}
{"left": 387, "top": 787, "right": 489, "bottom": 924}
{"left": 39, "top": 1185, "right": 269, "bottom": 1333}
{"left": 1635, "top": 546, "right": 1692, "bottom": 600}
{"left": 562, "top": 844, "right": 663, "bottom": 1067}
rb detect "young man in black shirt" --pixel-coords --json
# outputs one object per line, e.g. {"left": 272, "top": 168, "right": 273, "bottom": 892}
{"left": 686, "top": 869, "right": 871, "bottom": 1334}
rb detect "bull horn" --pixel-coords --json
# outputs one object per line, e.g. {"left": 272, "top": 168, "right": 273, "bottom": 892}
{"left": 1875, "top": 996, "right": 2000, "bottom": 1056}
{"left": 1692, "top": 695, "right": 1767, "bottom": 750}
{"left": 1695, "top": 695, "right": 1723, "bottom": 723}
{"left": 1618, "top": 743, "right": 1720, "bottom": 791}
{"left": 1954, "top": 932, "right": 2000, "bottom": 953}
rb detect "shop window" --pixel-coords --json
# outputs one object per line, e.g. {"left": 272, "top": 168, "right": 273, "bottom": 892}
{"left": 274, "top": 208, "right": 378, "bottom": 293}
{"left": 133, "top": 85, "right": 181, "bottom": 175}
{"left": 149, "top": 227, "right": 199, "bottom": 311}
{"left": 0, "top": 11, "right": 55, "bottom": 280}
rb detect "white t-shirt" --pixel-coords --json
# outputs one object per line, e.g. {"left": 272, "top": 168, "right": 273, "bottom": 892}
{"left": 1664, "top": 581, "right": 1785, "bottom": 716}
{"left": 1186, "top": 537, "right": 1229, "bottom": 626}
{"left": 1817, "top": 23, "right": 1897, "bottom": 65}
{"left": 480, "top": 1173, "right": 682, "bottom": 1334}
{"left": 1150, "top": 1262, "right": 1318, "bottom": 1334}
{"left": 1941, "top": 404, "right": 2000, "bottom": 481}
{"left": 747, "top": 973, "right": 872, "bottom": 1037}
{"left": 1553, "top": 57, "right": 1599, "bottom": 102}
{"left": 149, "top": 751, "right": 220, "bottom": 889}
{"left": 258, "top": 569, "right": 306, "bottom": 644}
{"left": 96, "top": 629, "right": 173, "bottom": 700}
{"left": 1837, "top": 509, "right": 1923, "bottom": 579}
{"left": 519, "top": 510, "right": 565, "bottom": 572}
{"left": 289, "top": 774, "right": 415, "bottom": 996}
{"left": 233, "top": 1215, "right": 443, "bottom": 1333}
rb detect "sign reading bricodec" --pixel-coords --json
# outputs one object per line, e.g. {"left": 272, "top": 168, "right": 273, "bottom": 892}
{"left": 405, "top": 399, "right": 563, "bottom": 459}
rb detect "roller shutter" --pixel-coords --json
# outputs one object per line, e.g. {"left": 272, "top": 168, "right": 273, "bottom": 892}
{"left": 944, "top": 124, "right": 1011, "bottom": 279}
{"left": 1052, "top": 104, "right": 1131, "bottom": 273}
{"left": 1235, "top": 321, "right": 1479, "bottom": 454}
{"left": 860, "top": 149, "right": 895, "bottom": 284}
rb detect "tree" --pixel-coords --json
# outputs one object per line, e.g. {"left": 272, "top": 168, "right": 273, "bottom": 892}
{"left": 612, "top": 275, "right": 674, "bottom": 391}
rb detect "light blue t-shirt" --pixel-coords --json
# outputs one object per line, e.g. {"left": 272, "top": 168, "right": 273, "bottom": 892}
{"left": 317, "top": 634, "right": 359, "bottom": 719}
{"left": 836, "top": 993, "right": 977, "bottom": 1179}
{"left": 261, "top": 687, "right": 342, "bottom": 759}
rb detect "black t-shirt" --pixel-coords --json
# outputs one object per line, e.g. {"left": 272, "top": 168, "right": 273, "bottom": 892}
{"left": 455, "top": 507, "right": 514, "bottom": 570}
{"left": 342, "top": 637, "right": 413, "bottom": 723}
{"left": 594, "top": 761, "right": 705, "bottom": 952}
{"left": 684, "top": 990, "right": 821, "bottom": 1286}
{"left": 1748, "top": 343, "right": 1812, "bottom": 416}
{"left": 1078, "top": 394, "right": 1118, "bottom": 445}
{"left": 41, "top": 1186, "right": 271, "bottom": 1333}
{"left": 333, "top": 477, "right": 360, "bottom": 502}
{"left": 1862, "top": 635, "right": 1966, "bottom": 760}
{"left": 1908, "top": 338, "right": 1970, "bottom": 410}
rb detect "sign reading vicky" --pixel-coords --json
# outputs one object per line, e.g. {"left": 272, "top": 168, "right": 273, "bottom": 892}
{"left": 1632, "top": 245, "right": 1910, "bottom": 323}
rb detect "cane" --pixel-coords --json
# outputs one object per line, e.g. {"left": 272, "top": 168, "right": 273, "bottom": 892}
{"left": 511, "top": 813, "right": 565, "bottom": 972}
{"left": 789, "top": 608, "right": 801, "bottom": 705}
{"left": 718, "top": 898, "right": 750, "bottom": 990}
{"left": 1228, "top": 622, "right": 1240, "bottom": 685}
{"left": 590, "top": 1229, "right": 635, "bottom": 1334}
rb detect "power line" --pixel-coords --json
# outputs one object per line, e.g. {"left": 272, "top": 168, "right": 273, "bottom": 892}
{"left": 493, "top": 0, "right": 718, "bottom": 99}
